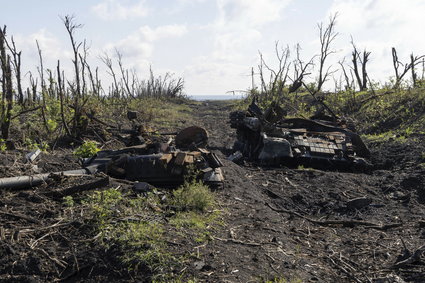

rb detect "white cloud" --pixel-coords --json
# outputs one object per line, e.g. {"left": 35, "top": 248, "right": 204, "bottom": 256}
{"left": 92, "top": 0, "right": 149, "bottom": 20}
{"left": 216, "top": 0, "right": 291, "bottom": 28}
{"left": 328, "top": 0, "right": 425, "bottom": 83}
{"left": 14, "top": 29, "right": 67, "bottom": 60}
{"left": 212, "top": 0, "right": 292, "bottom": 60}
{"left": 184, "top": 57, "right": 252, "bottom": 94}
{"left": 183, "top": 0, "right": 292, "bottom": 94}
{"left": 13, "top": 29, "right": 74, "bottom": 72}
{"left": 177, "top": 0, "right": 207, "bottom": 4}
{"left": 138, "top": 25, "right": 188, "bottom": 42}
{"left": 103, "top": 24, "right": 188, "bottom": 71}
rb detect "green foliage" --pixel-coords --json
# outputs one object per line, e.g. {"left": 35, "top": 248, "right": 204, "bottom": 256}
{"left": 169, "top": 181, "right": 220, "bottom": 243}
{"left": 0, "top": 139, "right": 6, "bottom": 151}
{"left": 80, "top": 188, "right": 181, "bottom": 278}
{"left": 24, "top": 138, "right": 49, "bottom": 151}
{"left": 170, "top": 210, "right": 220, "bottom": 243}
{"left": 171, "top": 181, "right": 215, "bottom": 212}
{"left": 81, "top": 188, "right": 184, "bottom": 281}
{"left": 83, "top": 188, "right": 122, "bottom": 225}
{"left": 127, "top": 97, "right": 193, "bottom": 129}
{"left": 73, "top": 140, "right": 100, "bottom": 158}
{"left": 115, "top": 221, "right": 170, "bottom": 272}
{"left": 74, "top": 183, "right": 221, "bottom": 281}
{"left": 263, "top": 277, "right": 303, "bottom": 283}
{"left": 47, "top": 118, "right": 58, "bottom": 132}
{"left": 152, "top": 280, "right": 196, "bottom": 283}
{"left": 62, "top": 196, "right": 75, "bottom": 207}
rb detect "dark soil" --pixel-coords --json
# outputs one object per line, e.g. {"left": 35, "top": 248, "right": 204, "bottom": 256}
{"left": 1, "top": 100, "right": 425, "bottom": 282}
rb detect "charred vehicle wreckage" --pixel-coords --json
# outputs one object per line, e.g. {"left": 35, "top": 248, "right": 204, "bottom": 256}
{"left": 0, "top": 126, "right": 224, "bottom": 190}
{"left": 229, "top": 100, "right": 371, "bottom": 170}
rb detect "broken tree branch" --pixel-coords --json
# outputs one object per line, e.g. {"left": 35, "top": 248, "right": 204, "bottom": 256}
{"left": 266, "top": 202, "right": 402, "bottom": 230}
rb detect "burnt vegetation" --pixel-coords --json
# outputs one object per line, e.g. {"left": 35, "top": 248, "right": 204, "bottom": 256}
{"left": 0, "top": 15, "right": 185, "bottom": 146}
{"left": 0, "top": 14, "right": 425, "bottom": 283}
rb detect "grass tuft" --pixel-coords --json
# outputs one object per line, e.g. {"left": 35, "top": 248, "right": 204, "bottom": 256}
{"left": 171, "top": 180, "right": 215, "bottom": 212}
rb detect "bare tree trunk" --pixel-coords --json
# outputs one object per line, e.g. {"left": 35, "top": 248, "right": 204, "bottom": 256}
{"left": 85, "top": 61, "right": 98, "bottom": 97}
{"left": 57, "top": 60, "right": 71, "bottom": 136}
{"left": 101, "top": 52, "right": 119, "bottom": 98}
{"left": 36, "top": 40, "right": 51, "bottom": 134}
{"left": 4, "top": 36, "right": 23, "bottom": 104}
{"left": 63, "top": 15, "right": 84, "bottom": 138}
{"left": 338, "top": 59, "right": 351, "bottom": 90}
{"left": 411, "top": 54, "right": 418, "bottom": 87}
{"left": 351, "top": 41, "right": 370, "bottom": 91}
{"left": 352, "top": 50, "right": 362, "bottom": 90}
{"left": 392, "top": 47, "right": 424, "bottom": 88}
{"left": 316, "top": 14, "right": 338, "bottom": 92}
{"left": 0, "top": 27, "right": 6, "bottom": 116}
{"left": 29, "top": 73, "right": 38, "bottom": 103}
{"left": 116, "top": 49, "right": 134, "bottom": 98}
{"left": 0, "top": 26, "right": 13, "bottom": 140}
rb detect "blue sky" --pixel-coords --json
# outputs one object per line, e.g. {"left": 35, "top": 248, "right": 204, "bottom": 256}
{"left": 1, "top": 0, "right": 425, "bottom": 95}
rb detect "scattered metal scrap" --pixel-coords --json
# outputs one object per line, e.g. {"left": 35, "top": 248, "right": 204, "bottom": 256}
{"left": 229, "top": 100, "right": 370, "bottom": 169}
{"left": 85, "top": 142, "right": 224, "bottom": 188}
{"left": 0, "top": 126, "right": 224, "bottom": 190}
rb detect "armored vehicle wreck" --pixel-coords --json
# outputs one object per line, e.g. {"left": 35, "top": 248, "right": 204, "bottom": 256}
{"left": 0, "top": 126, "right": 224, "bottom": 190}
{"left": 229, "top": 101, "right": 370, "bottom": 169}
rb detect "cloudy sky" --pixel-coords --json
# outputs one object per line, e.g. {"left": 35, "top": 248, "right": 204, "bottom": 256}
{"left": 1, "top": 0, "right": 425, "bottom": 95}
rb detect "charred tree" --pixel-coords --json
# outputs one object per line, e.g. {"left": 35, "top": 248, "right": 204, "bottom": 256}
{"left": 101, "top": 52, "right": 120, "bottom": 98}
{"left": 351, "top": 41, "right": 370, "bottom": 91}
{"left": 116, "top": 49, "right": 134, "bottom": 99}
{"left": 316, "top": 14, "right": 338, "bottom": 93}
{"left": 291, "top": 43, "right": 313, "bottom": 93}
{"left": 256, "top": 42, "right": 292, "bottom": 104}
{"left": 338, "top": 58, "right": 353, "bottom": 91}
{"left": 63, "top": 15, "right": 84, "bottom": 138}
{"left": 392, "top": 47, "right": 425, "bottom": 88}
{"left": 411, "top": 54, "right": 418, "bottom": 87}
{"left": 57, "top": 60, "right": 71, "bottom": 136}
{"left": 36, "top": 40, "right": 51, "bottom": 134}
{"left": 0, "top": 26, "right": 13, "bottom": 140}
{"left": 4, "top": 35, "right": 23, "bottom": 104}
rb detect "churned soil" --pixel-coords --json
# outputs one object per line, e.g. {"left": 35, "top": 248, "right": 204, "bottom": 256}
{"left": 0, "top": 100, "right": 424, "bottom": 282}
{"left": 187, "top": 100, "right": 425, "bottom": 282}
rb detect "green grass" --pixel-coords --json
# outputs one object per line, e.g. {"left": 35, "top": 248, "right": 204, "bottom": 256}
{"left": 67, "top": 181, "right": 221, "bottom": 281}
{"left": 262, "top": 276, "right": 303, "bottom": 283}
{"left": 8, "top": 96, "right": 194, "bottom": 146}
{"left": 264, "top": 278, "right": 303, "bottom": 283}
{"left": 242, "top": 85, "right": 425, "bottom": 138}
{"left": 171, "top": 180, "right": 215, "bottom": 212}
{"left": 170, "top": 210, "right": 221, "bottom": 243}
{"left": 127, "top": 97, "right": 194, "bottom": 129}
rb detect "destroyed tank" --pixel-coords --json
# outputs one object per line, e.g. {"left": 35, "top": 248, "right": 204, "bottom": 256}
{"left": 229, "top": 100, "right": 370, "bottom": 169}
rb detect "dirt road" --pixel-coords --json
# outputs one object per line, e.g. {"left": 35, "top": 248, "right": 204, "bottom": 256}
{"left": 0, "top": 99, "right": 424, "bottom": 282}
{"left": 190, "top": 100, "right": 425, "bottom": 282}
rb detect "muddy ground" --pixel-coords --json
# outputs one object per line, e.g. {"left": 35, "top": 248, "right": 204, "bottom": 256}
{"left": 1, "top": 100, "right": 425, "bottom": 282}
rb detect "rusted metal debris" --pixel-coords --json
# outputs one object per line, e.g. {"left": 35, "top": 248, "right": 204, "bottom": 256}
{"left": 86, "top": 144, "right": 223, "bottom": 188}
{"left": 229, "top": 100, "right": 370, "bottom": 169}
{"left": 0, "top": 126, "right": 224, "bottom": 190}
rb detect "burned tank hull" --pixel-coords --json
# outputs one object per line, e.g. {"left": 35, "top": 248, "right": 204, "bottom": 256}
{"left": 230, "top": 101, "right": 370, "bottom": 169}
